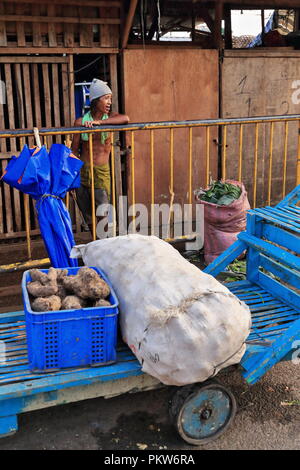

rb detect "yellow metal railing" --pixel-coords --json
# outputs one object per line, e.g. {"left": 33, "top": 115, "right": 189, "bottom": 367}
{"left": 0, "top": 114, "right": 300, "bottom": 270}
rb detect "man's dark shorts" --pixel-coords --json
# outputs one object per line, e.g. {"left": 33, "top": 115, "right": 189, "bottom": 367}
{"left": 75, "top": 185, "right": 110, "bottom": 225}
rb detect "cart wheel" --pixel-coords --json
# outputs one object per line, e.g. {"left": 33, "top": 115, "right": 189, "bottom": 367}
{"left": 169, "top": 380, "right": 237, "bottom": 446}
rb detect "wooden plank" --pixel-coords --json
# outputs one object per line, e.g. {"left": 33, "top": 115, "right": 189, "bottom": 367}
{"left": 258, "top": 271, "right": 300, "bottom": 313}
{"left": 224, "top": 49, "right": 300, "bottom": 58}
{"left": 224, "top": 6, "right": 232, "bottom": 49}
{"left": 0, "top": 57, "right": 68, "bottom": 63}
{"left": 123, "top": 48, "right": 219, "bottom": 212}
{"left": 1, "top": 0, "right": 121, "bottom": 7}
{"left": 0, "top": 180, "right": 3, "bottom": 233}
{"left": 203, "top": 239, "right": 247, "bottom": 276}
{"left": 221, "top": 53, "right": 300, "bottom": 207}
{"left": 16, "top": 2, "right": 26, "bottom": 47}
{"left": 32, "top": 63, "right": 42, "bottom": 130}
{"left": 259, "top": 254, "right": 300, "bottom": 292}
{"left": 68, "top": 55, "right": 75, "bottom": 127}
{"left": 13, "top": 65, "right": 24, "bottom": 232}
{"left": 22, "top": 64, "right": 33, "bottom": 148}
{"left": 32, "top": 5, "right": 43, "bottom": 47}
{"left": 0, "top": 3, "right": 7, "bottom": 47}
{"left": 227, "top": 0, "right": 299, "bottom": 8}
{"left": 47, "top": 4, "right": 57, "bottom": 47}
{"left": 100, "top": 6, "right": 114, "bottom": 47}
{"left": 0, "top": 15, "right": 120, "bottom": 24}
{"left": 239, "top": 231, "right": 300, "bottom": 272}
{"left": 0, "top": 65, "right": 7, "bottom": 154}
{"left": 262, "top": 223, "right": 300, "bottom": 255}
{"left": 2, "top": 159, "right": 14, "bottom": 233}
{"left": 243, "top": 317, "right": 300, "bottom": 385}
{"left": 79, "top": 7, "right": 93, "bottom": 47}
{"left": 61, "top": 63, "right": 70, "bottom": 127}
{"left": 15, "top": 64, "right": 25, "bottom": 130}
{"left": 63, "top": 5, "right": 74, "bottom": 47}
{"left": 213, "top": 1, "right": 223, "bottom": 49}
{"left": 0, "top": 228, "right": 41, "bottom": 240}
{"left": 12, "top": 185, "right": 21, "bottom": 232}
{"left": 121, "top": 0, "right": 138, "bottom": 49}
{"left": 0, "top": 47, "right": 119, "bottom": 54}
{"left": 4, "top": 64, "right": 16, "bottom": 153}
{"left": 51, "top": 63, "right": 61, "bottom": 144}
{"left": 42, "top": 64, "right": 52, "bottom": 148}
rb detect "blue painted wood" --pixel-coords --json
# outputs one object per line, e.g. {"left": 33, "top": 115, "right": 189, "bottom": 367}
{"left": 238, "top": 232, "right": 300, "bottom": 271}
{"left": 242, "top": 317, "right": 300, "bottom": 384}
{"left": 206, "top": 186, "right": 300, "bottom": 384}
{"left": 265, "top": 207, "right": 300, "bottom": 227}
{"left": 241, "top": 344, "right": 272, "bottom": 371}
{"left": 262, "top": 224, "right": 300, "bottom": 255}
{"left": 276, "top": 184, "right": 300, "bottom": 208}
{"left": 259, "top": 255, "right": 300, "bottom": 291}
{"left": 258, "top": 271, "right": 300, "bottom": 312}
{"left": 0, "top": 414, "right": 18, "bottom": 437}
{"left": 0, "top": 348, "right": 139, "bottom": 386}
{"left": 245, "top": 212, "right": 262, "bottom": 283}
{"left": 223, "top": 280, "right": 255, "bottom": 291}
{"left": 0, "top": 312, "right": 25, "bottom": 324}
{"left": 203, "top": 239, "right": 247, "bottom": 276}
{"left": 277, "top": 206, "right": 300, "bottom": 218}
{"left": 248, "top": 209, "right": 300, "bottom": 233}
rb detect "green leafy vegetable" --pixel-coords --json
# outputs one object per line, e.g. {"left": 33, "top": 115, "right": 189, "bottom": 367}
{"left": 200, "top": 181, "right": 242, "bottom": 205}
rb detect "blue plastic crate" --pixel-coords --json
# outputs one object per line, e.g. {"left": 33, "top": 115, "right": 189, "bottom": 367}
{"left": 22, "top": 266, "right": 119, "bottom": 373}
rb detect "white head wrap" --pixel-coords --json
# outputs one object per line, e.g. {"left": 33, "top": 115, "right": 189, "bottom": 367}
{"left": 89, "top": 79, "right": 112, "bottom": 103}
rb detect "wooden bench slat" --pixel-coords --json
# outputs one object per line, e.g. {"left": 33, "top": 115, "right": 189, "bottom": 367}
{"left": 258, "top": 270, "right": 300, "bottom": 312}
{"left": 262, "top": 223, "right": 300, "bottom": 256}
{"left": 238, "top": 232, "right": 300, "bottom": 272}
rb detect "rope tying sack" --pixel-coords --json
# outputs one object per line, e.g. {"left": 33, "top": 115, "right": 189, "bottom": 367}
{"left": 149, "top": 289, "right": 248, "bottom": 326}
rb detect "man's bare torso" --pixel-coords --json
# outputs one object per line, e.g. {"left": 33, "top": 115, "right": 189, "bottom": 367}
{"left": 80, "top": 129, "right": 111, "bottom": 166}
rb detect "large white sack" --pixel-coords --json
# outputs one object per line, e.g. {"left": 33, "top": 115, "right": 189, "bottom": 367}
{"left": 71, "top": 234, "right": 251, "bottom": 386}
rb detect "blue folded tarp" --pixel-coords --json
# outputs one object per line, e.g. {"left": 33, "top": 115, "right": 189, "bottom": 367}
{"left": 1, "top": 143, "right": 84, "bottom": 268}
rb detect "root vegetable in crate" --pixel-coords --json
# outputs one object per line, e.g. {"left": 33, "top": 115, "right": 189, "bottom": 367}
{"left": 27, "top": 281, "right": 58, "bottom": 297}
{"left": 71, "top": 235, "right": 252, "bottom": 386}
{"left": 26, "top": 267, "right": 110, "bottom": 312}
{"left": 61, "top": 295, "right": 87, "bottom": 310}
{"left": 32, "top": 295, "right": 62, "bottom": 312}
{"left": 22, "top": 266, "right": 119, "bottom": 372}
{"left": 27, "top": 267, "right": 60, "bottom": 297}
{"left": 62, "top": 267, "right": 110, "bottom": 299}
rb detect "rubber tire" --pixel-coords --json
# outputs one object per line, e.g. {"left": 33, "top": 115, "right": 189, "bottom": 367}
{"left": 169, "top": 380, "right": 237, "bottom": 446}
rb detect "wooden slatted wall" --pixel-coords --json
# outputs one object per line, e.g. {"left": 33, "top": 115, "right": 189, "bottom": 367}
{"left": 0, "top": 0, "right": 120, "bottom": 52}
{"left": 0, "top": 1, "right": 122, "bottom": 241}
{"left": 0, "top": 55, "right": 85, "bottom": 239}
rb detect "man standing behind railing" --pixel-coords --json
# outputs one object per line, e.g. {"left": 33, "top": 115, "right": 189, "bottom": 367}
{"left": 71, "top": 78, "right": 129, "bottom": 236}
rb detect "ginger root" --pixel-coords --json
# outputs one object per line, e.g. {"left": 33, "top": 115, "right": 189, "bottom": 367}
{"left": 28, "top": 267, "right": 59, "bottom": 297}
{"left": 94, "top": 299, "right": 111, "bottom": 307}
{"left": 27, "top": 267, "right": 111, "bottom": 312}
{"left": 56, "top": 284, "right": 67, "bottom": 300}
{"left": 56, "top": 269, "right": 68, "bottom": 283}
{"left": 63, "top": 267, "right": 110, "bottom": 300}
{"left": 27, "top": 281, "right": 58, "bottom": 297}
{"left": 32, "top": 295, "right": 61, "bottom": 312}
{"left": 61, "top": 295, "right": 87, "bottom": 310}
{"left": 29, "top": 269, "right": 51, "bottom": 285}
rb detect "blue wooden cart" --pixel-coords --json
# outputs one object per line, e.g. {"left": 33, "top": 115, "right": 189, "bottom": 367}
{"left": 0, "top": 186, "right": 299, "bottom": 445}
{"left": 203, "top": 184, "right": 300, "bottom": 387}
